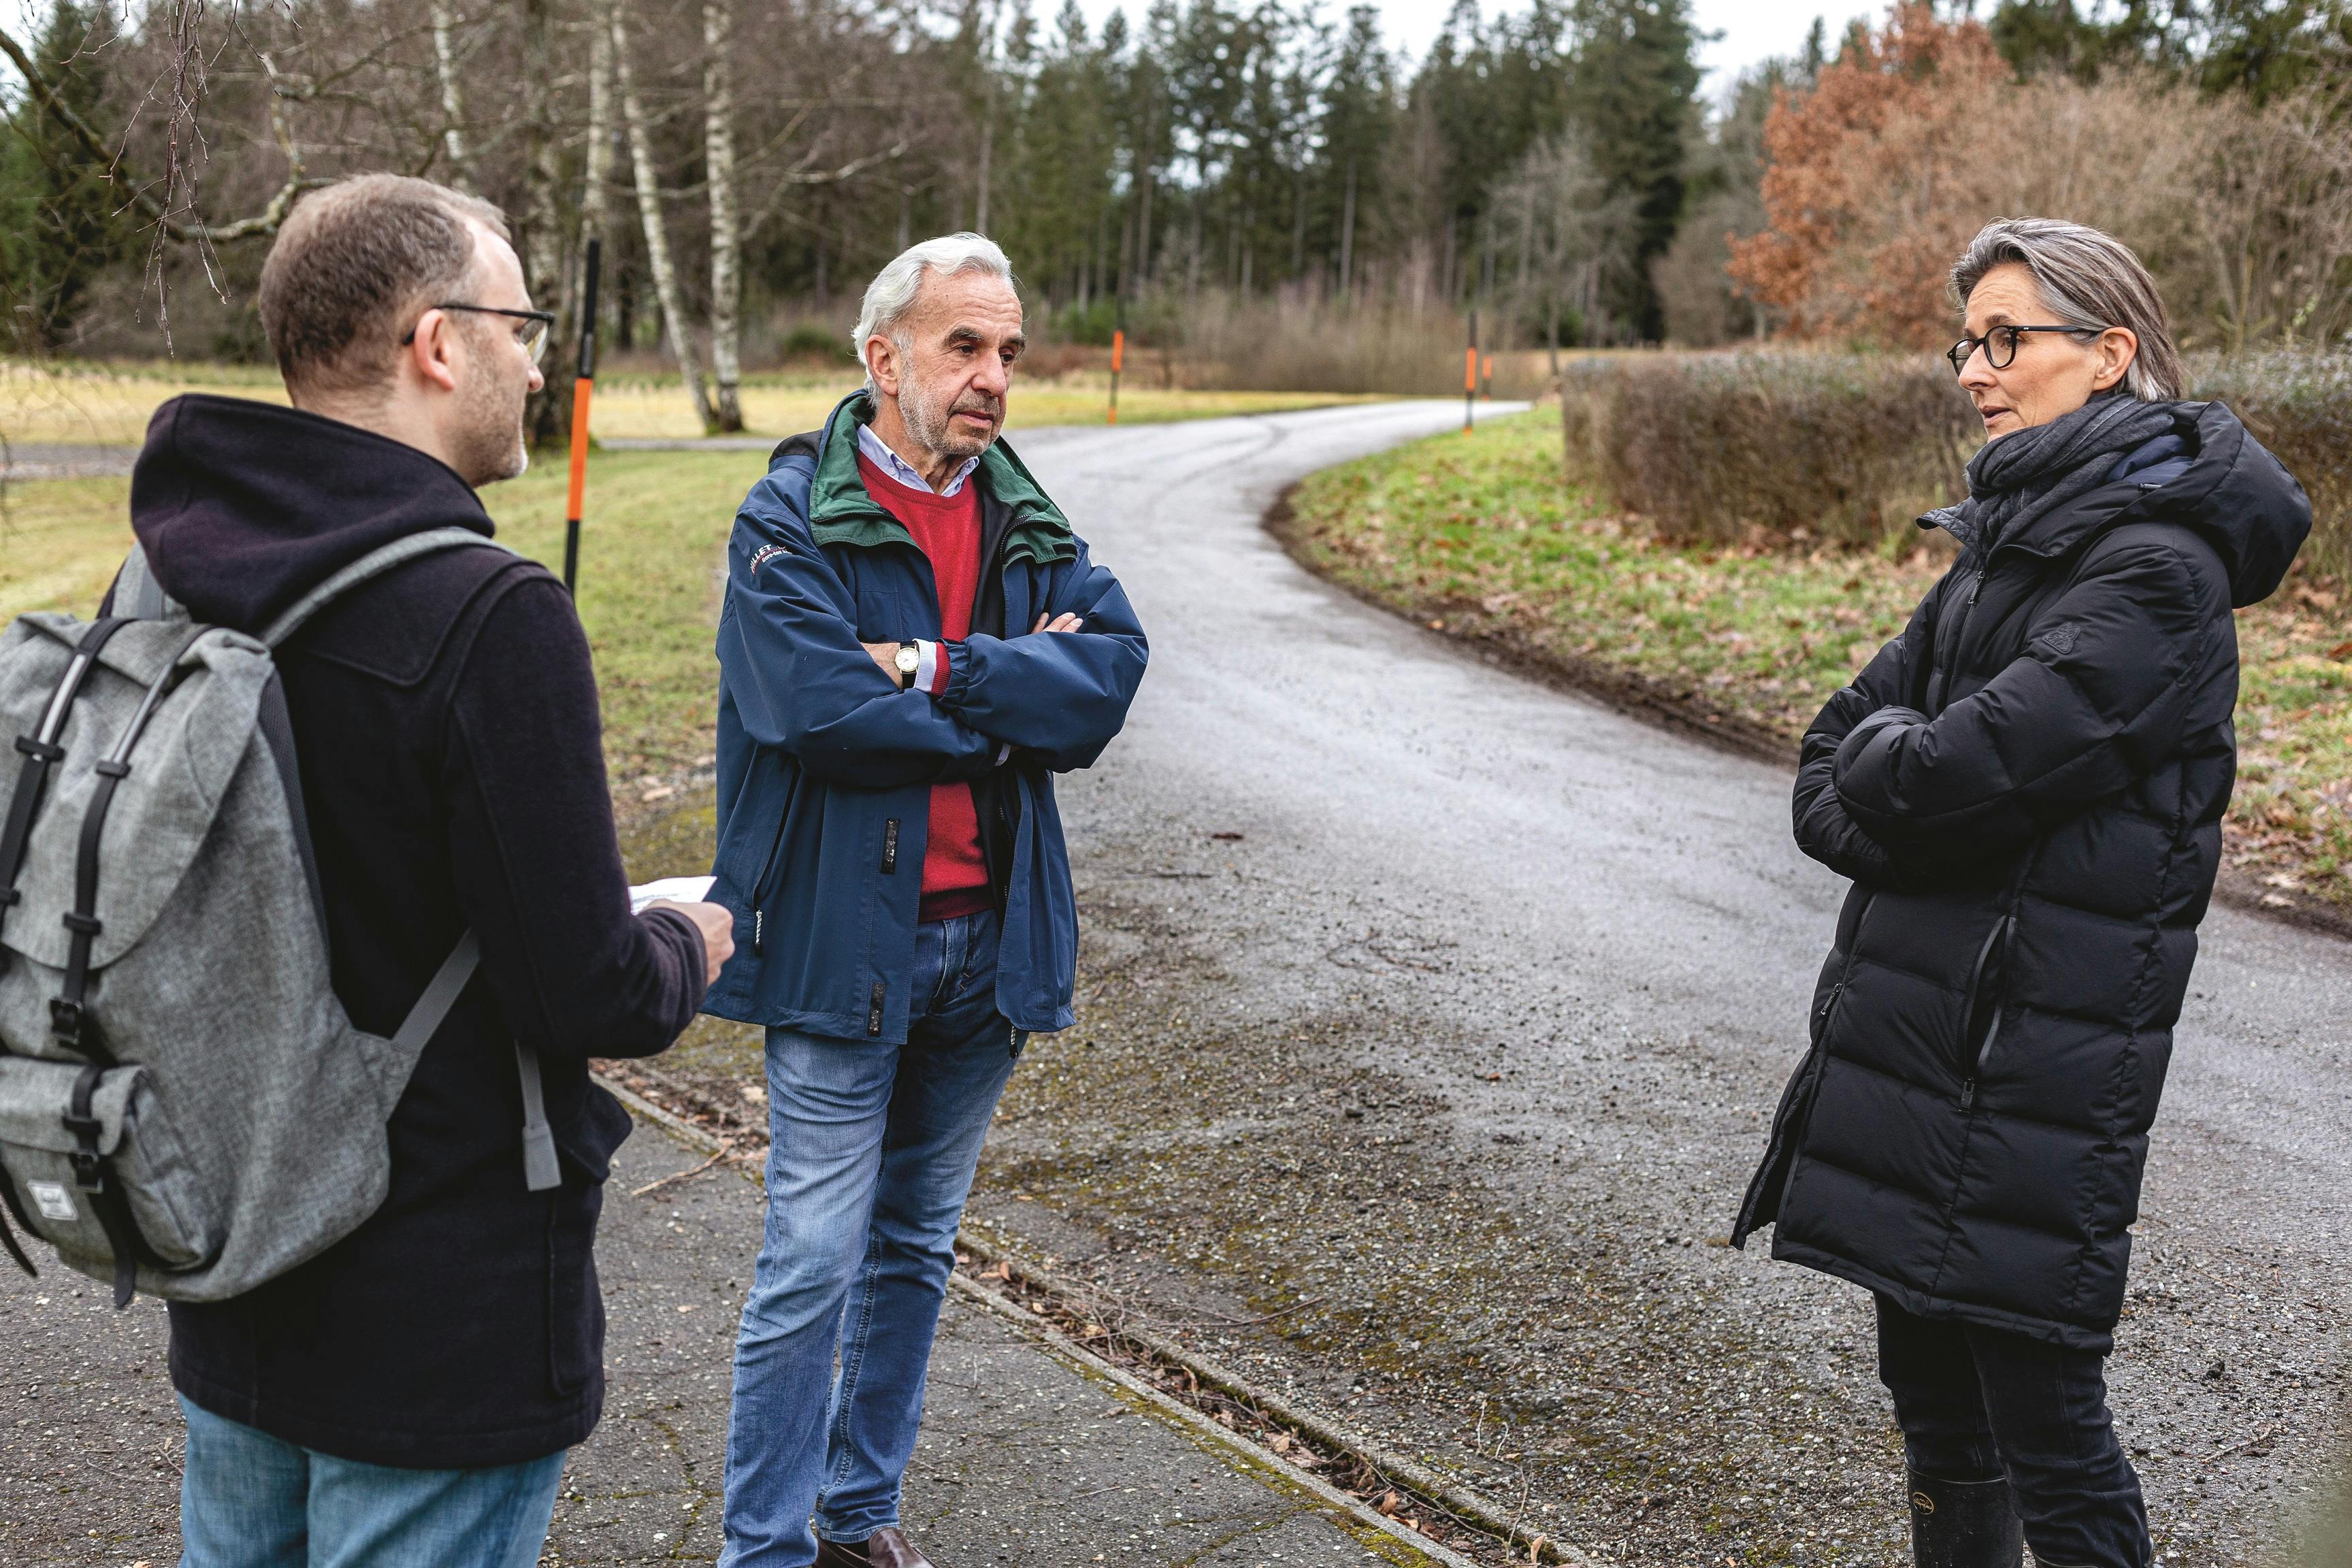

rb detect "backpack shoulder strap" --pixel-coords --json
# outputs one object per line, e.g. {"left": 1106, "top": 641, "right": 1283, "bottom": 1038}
{"left": 261, "top": 532, "right": 553, "bottom": 1193}
{"left": 260, "top": 527, "right": 510, "bottom": 650}
{"left": 108, "top": 545, "right": 180, "bottom": 621}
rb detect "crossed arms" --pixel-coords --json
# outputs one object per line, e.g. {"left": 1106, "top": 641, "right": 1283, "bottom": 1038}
{"left": 1792, "top": 537, "right": 2220, "bottom": 886}
{"left": 716, "top": 517, "right": 1148, "bottom": 792}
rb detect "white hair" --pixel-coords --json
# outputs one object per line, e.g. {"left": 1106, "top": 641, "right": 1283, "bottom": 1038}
{"left": 853, "top": 233, "right": 1017, "bottom": 390}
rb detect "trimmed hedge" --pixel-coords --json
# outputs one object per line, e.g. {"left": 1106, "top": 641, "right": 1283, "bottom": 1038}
{"left": 2193, "top": 352, "right": 2352, "bottom": 581}
{"left": 1561, "top": 352, "right": 1976, "bottom": 550}
{"left": 1563, "top": 349, "right": 2350, "bottom": 578}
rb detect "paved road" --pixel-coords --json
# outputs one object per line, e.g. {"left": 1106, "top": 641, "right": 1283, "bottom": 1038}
{"left": 0, "top": 1113, "right": 1455, "bottom": 1567}
{"left": 959, "top": 402, "right": 2352, "bottom": 1566}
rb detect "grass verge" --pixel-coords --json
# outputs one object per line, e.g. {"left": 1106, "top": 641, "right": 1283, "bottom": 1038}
{"left": 1, "top": 360, "right": 1385, "bottom": 446}
{"left": 0, "top": 447, "right": 768, "bottom": 786}
{"left": 1277, "top": 409, "right": 2352, "bottom": 926}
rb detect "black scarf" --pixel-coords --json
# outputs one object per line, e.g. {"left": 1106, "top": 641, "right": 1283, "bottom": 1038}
{"left": 1924, "top": 392, "right": 2180, "bottom": 554}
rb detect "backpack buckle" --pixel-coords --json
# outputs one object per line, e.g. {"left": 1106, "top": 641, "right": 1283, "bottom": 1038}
{"left": 48, "top": 998, "right": 82, "bottom": 1043}
{"left": 60, "top": 1112, "right": 103, "bottom": 1189}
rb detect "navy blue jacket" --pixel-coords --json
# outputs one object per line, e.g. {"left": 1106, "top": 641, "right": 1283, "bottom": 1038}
{"left": 705, "top": 395, "right": 1146, "bottom": 1042}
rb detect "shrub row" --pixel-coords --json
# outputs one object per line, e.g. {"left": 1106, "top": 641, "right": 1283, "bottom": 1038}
{"left": 1561, "top": 349, "right": 2351, "bottom": 577}
{"left": 1561, "top": 352, "right": 1975, "bottom": 551}
{"left": 2193, "top": 353, "right": 2352, "bottom": 581}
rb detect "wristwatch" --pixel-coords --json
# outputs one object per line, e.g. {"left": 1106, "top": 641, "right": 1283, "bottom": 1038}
{"left": 893, "top": 643, "right": 921, "bottom": 690}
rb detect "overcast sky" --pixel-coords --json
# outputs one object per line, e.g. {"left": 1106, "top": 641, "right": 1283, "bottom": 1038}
{"left": 3, "top": 0, "right": 1887, "bottom": 118}
{"left": 1066, "top": 0, "right": 1890, "bottom": 101}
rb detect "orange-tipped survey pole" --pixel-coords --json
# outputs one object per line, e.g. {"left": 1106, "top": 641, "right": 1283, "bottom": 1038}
{"left": 1108, "top": 326, "right": 1125, "bottom": 425}
{"left": 1464, "top": 308, "right": 1478, "bottom": 433}
{"left": 562, "top": 236, "right": 602, "bottom": 595}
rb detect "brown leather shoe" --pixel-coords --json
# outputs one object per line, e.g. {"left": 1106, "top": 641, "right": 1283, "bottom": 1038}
{"left": 813, "top": 1529, "right": 932, "bottom": 1568}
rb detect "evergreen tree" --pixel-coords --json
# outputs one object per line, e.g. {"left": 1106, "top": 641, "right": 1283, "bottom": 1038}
{"left": 1568, "top": 0, "right": 1701, "bottom": 338}
{"left": 1, "top": 0, "right": 130, "bottom": 353}
{"left": 1316, "top": 5, "right": 1396, "bottom": 295}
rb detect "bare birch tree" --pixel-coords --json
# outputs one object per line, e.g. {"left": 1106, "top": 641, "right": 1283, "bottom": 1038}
{"left": 584, "top": 0, "right": 615, "bottom": 252}
{"left": 613, "top": 3, "right": 717, "bottom": 430}
{"left": 702, "top": 0, "right": 746, "bottom": 432}
{"left": 429, "top": 0, "right": 478, "bottom": 189}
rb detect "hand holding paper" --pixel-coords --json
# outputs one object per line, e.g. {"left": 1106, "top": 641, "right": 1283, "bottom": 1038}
{"left": 629, "top": 877, "right": 730, "bottom": 985}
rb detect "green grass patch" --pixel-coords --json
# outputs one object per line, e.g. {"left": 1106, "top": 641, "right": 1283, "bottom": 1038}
{"left": 0, "top": 446, "right": 768, "bottom": 784}
{"left": 1284, "top": 409, "right": 2352, "bottom": 914}
{"left": 1, "top": 360, "right": 1385, "bottom": 446}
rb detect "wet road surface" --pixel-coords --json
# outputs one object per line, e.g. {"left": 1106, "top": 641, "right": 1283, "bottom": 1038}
{"left": 956, "top": 402, "right": 2352, "bottom": 1565}
{"left": 0, "top": 1105, "right": 1460, "bottom": 1567}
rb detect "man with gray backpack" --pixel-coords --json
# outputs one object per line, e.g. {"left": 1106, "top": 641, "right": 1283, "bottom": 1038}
{"left": 0, "top": 174, "right": 733, "bottom": 1565}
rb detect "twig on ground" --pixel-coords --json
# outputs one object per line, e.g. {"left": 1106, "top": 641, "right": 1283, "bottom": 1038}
{"left": 630, "top": 1145, "right": 738, "bottom": 1197}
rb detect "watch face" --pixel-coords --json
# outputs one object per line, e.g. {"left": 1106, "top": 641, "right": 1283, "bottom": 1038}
{"left": 895, "top": 646, "right": 919, "bottom": 672}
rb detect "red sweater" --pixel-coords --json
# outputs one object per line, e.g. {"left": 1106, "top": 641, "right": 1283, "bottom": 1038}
{"left": 857, "top": 453, "right": 994, "bottom": 922}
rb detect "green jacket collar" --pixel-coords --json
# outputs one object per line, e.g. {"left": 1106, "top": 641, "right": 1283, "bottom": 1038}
{"left": 807, "top": 393, "right": 1076, "bottom": 566}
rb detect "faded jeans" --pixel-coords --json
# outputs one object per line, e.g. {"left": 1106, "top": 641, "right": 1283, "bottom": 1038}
{"left": 720, "top": 908, "right": 1024, "bottom": 1568}
{"left": 1876, "top": 1294, "right": 2153, "bottom": 1567}
{"left": 176, "top": 1395, "right": 566, "bottom": 1568}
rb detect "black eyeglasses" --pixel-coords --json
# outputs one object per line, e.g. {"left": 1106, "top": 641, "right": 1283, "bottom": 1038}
{"left": 402, "top": 304, "right": 556, "bottom": 363}
{"left": 1947, "top": 323, "right": 2100, "bottom": 376}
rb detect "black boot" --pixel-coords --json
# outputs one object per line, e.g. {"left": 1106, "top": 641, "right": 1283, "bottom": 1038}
{"left": 1908, "top": 1469, "right": 2025, "bottom": 1568}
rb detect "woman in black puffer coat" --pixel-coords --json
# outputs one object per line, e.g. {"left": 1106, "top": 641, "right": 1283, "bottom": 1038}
{"left": 1733, "top": 218, "right": 2308, "bottom": 1568}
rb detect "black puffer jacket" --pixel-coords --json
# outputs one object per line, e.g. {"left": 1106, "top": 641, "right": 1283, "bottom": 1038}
{"left": 1733, "top": 400, "right": 2308, "bottom": 1352}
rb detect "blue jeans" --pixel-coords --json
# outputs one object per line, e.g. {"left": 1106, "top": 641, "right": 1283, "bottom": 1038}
{"left": 1877, "top": 1296, "right": 2153, "bottom": 1567}
{"left": 722, "top": 908, "right": 1024, "bottom": 1568}
{"left": 176, "top": 1396, "right": 566, "bottom": 1568}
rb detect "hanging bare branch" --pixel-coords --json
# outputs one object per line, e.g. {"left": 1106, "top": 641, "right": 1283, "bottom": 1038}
{"left": 0, "top": 20, "right": 314, "bottom": 247}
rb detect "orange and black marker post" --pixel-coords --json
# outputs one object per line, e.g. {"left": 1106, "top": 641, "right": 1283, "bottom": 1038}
{"left": 1108, "top": 326, "right": 1125, "bottom": 425}
{"left": 1481, "top": 350, "right": 1493, "bottom": 400}
{"left": 1464, "top": 308, "right": 1478, "bottom": 433}
{"left": 562, "top": 236, "right": 602, "bottom": 595}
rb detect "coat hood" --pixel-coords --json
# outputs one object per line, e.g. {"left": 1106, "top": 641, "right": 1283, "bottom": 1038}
{"left": 129, "top": 393, "right": 495, "bottom": 632}
{"left": 2168, "top": 401, "right": 2313, "bottom": 608}
{"left": 1976, "top": 399, "right": 2310, "bottom": 609}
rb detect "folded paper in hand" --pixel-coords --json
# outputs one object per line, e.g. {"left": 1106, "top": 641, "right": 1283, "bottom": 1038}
{"left": 629, "top": 875, "right": 716, "bottom": 915}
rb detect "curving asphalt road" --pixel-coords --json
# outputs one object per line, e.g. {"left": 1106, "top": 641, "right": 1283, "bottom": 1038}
{"left": 969, "top": 400, "right": 2352, "bottom": 1565}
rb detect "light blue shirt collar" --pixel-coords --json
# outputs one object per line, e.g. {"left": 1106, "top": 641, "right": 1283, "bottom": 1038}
{"left": 856, "top": 423, "right": 980, "bottom": 499}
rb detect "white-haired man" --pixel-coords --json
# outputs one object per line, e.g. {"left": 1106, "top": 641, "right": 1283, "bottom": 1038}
{"left": 705, "top": 235, "right": 1149, "bottom": 1567}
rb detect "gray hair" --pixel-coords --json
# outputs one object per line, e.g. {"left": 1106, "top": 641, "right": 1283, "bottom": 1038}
{"left": 853, "top": 233, "right": 1017, "bottom": 389}
{"left": 1950, "top": 218, "right": 2183, "bottom": 401}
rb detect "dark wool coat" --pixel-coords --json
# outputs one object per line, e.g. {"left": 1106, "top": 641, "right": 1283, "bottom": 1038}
{"left": 130, "top": 395, "right": 708, "bottom": 1467}
{"left": 1733, "top": 401, "right": 2309, "bottom": 1352}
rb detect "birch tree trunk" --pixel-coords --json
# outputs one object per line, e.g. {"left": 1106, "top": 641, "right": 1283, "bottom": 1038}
{"left": 702, "top": 0, "right": 745, "bottom": 433}
{"left": 520, "top": 0, "right": 572, "bottom": 448}
{"left": 614, "top": 7, "right": 715, "bottom": 431}
{"left": 583, "top": 0, "right": 614, "bottom": 248}
{"left": 429, "top": 0, "right": 476, "bottom": 189}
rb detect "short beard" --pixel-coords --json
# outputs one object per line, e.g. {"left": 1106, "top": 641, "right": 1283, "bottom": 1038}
{"left": 448, "top": 321, "right": 532, "bottom": 486}
{"left": 900, "top": 370, "right": 1001, "bottom": 463}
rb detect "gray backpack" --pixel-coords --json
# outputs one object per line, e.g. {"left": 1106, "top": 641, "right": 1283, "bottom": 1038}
{"left": 0, "top": 527, "right": 559, "bottom": 1309}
